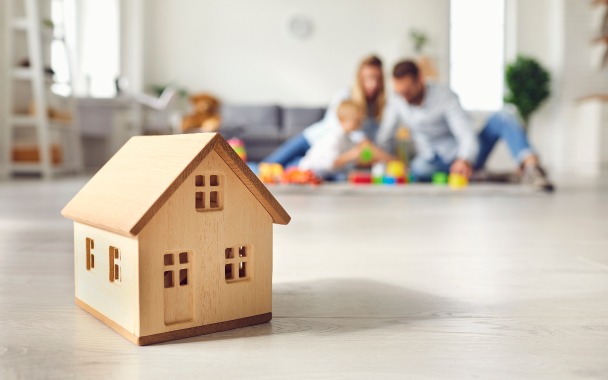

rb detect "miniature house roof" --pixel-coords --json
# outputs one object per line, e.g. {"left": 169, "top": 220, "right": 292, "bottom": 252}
{"left": 62, "top": 133, "right": 290, "bottom": 237}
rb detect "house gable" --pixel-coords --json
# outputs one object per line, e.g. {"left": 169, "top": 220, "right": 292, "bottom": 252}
{"left": 61, "top": 133, "right": 290, "bottom": 238}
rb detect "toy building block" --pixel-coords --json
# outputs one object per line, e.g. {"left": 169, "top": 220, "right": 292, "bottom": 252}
{"left": 432, "top": 172, "right": 449, "bottom": 185}
{"left": 371, "top": 161, "right": 408, "bottom": 185}
{"left": 371, "top": 163, "right": 386, "bottom": 184}
{"left": 359, "top": 146, "right": 373, "bottom": 165}
{"left": 448, "top": 173, "right": 469, "bottom": 189}
{"left": 386, "top": 161, "right": 406, "bottom": 178}
{"left": 227, "top": 138, "right": 247, "bottom": 162}
{"left": 258, "top": 163, "right": 284, "bottom": 184}
{"left": 280, "top": 168, "right": 322, "bottom": 185}
{"left": 349, "top": 171, "right": 372, "bottom": 184}
{"left": 61, "top": 133, "right": 291, "bottom": 345}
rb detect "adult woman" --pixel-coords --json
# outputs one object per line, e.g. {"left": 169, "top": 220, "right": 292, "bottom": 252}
{"left": 263, "top": 55, "right": 386, "bottom": 167}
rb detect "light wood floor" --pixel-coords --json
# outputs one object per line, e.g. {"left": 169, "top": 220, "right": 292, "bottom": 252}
{"left": 0, "top": 176, "right": 607, "bottom": 379}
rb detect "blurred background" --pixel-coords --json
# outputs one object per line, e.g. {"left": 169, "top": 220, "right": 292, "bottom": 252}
{"left": 0, "top": 0, "right": 607, "bottom": 178}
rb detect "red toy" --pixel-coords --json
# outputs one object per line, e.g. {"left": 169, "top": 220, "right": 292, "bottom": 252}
{"left": 281, "top": 168, "right": 322, "bottom": 185}
{"left": 349, "top": 171, "right": 372, "bottom": 184}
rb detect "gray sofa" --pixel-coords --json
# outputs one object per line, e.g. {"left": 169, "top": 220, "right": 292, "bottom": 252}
{"left": 219, "top": 104, "right": 326, "bottom": 162}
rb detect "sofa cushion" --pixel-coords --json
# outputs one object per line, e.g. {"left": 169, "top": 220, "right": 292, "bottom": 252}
{"left": 221, "top": 104, "right": 281, "bottom": 130}
{"left": 281, "top": 106, "right": 326, "bottom": 138}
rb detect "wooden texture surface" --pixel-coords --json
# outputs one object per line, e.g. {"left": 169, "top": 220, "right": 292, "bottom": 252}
{"left": 76, "top": 298, "right": 272, "bottom": 346}
{"left": 61, "top": 133, "right": 290, "bottom": 238}
{"left": 137, "top": 151, "right": 273, "bottom": 337}
{"left": 74, "top": 223, "right": 139, "bottom": 334}
{"left": 1, "top": 177, "right": 608, "bottom": 379}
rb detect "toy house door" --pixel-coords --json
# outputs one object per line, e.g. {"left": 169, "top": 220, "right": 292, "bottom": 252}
{"left": 163, "top": 251, "right": 193, "bottom": 325}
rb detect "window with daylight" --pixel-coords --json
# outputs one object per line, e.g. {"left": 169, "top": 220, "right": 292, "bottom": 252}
{"left": 163, "top": 251, "right": 191, "bottom": 288}
{"left": 194, "top": 174, "right": 223, "bottom": 211}
{"left": 450, "top": 0, "right": 505, "bottom": 111}
{"left": 224, "top": 245, "right": 250, "bottom": 282}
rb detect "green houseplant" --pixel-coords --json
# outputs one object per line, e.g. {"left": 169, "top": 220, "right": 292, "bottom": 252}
{"left": 504, "top": 56, "right": 551, "bottom": 129}
{"left": 409, "top": 29, "right": 428, "bottom": 54}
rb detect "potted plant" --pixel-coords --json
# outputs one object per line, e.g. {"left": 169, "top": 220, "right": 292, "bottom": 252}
{"left": 409, "top": 29, "right": 428, "bottom": 54}
{"left": 409, "top": 29, "right": 437, "bottom": 80}
{"left": 504, "top": 56, "right": 551, "bottom": 130}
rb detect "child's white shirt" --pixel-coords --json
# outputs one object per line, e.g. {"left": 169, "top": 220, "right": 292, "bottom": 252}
{"left": 299, "top": 129, "right": 366, "bottom": 176}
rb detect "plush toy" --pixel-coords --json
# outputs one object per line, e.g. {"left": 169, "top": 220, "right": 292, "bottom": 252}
{"left": 181, "top": 93, "right": 221, "bottom": 132}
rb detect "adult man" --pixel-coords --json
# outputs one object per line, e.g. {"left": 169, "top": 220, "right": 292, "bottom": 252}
{"left": 377, "top": 60, "right": 554, "bottom": 192}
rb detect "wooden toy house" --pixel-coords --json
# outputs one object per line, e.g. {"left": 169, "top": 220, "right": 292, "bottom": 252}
{"left": 62, "top": 133, "right": 290, "bottom": 345}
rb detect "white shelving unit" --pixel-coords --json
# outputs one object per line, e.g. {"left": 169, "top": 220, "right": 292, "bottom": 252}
{"left": 2, "top": 0, "right": 83, "bottom": 179}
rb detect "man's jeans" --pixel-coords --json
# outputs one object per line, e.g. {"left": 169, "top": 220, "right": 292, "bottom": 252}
{"left": 410, "top": 111, "right": 534, "bottom": 181}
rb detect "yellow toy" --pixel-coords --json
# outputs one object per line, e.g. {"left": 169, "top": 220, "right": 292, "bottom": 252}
{"left": 61, "top": 133, "right": 291, "bottom": 345}
{"left": 448, "top": 173, "right": 469, "bottom": 189}
{"left": 258, "top": 163, "right": 284, "bottom": 184}
{"left": 386, "top": 161, "right": 406, "bottom": 178}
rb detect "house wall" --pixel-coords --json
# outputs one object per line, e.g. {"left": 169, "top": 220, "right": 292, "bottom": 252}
{"left": 74, "top": 222, "right": 139, "bottom": 335}
{"left": 137, "top": 150, "right": 273, "bottom": 337}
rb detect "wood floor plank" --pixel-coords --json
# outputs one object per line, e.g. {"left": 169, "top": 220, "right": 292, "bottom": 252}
{"left": 0, "top": 177, "right": 607, "bottom": 379}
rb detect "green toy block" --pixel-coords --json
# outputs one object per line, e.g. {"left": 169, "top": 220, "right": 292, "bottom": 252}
{"left": 432, "top": 172, "right": 449, "bottom": 185}
{"left": 360, "top": 147, "right": 373, "bottom": 164}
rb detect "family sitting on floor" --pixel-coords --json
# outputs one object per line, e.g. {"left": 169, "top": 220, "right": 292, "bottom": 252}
{"left": 262, "top": 55, "right": 554, "bottom": 192}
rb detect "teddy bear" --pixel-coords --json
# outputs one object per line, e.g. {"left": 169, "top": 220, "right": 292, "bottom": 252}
{"left": 181, "top": 93, "right": 221, "bottom": 133}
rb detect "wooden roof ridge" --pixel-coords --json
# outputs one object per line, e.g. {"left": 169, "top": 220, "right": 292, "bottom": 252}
{"left": 61, "top": 133, "right": 290, "bottom": 237}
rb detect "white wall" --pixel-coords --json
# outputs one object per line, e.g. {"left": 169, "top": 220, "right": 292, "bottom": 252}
{"left": 143, "top": 0, "right": 450, "bottom": 105}
{"left": 514, "top": 0, "right": 608, "bottom": 174}
{"left": 0, "top": 2, "right": 7, "bottom": 177}
{"left": 0, "top": 2, "right": 6, "bottom": 132}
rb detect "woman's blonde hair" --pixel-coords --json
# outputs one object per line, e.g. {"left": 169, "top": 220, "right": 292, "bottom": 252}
{"left": 351, "top": 55, "right": 385, "bottom": 122}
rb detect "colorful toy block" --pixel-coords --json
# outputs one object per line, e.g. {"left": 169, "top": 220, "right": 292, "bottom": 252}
{"left": 258, "top": 163, "right": 284, "bottom": 184}
{"left": 281, "top": 168, "right": 322, "bottom": 185}
{"left": 370, "top": 161, "right": 408, "bottom": 185}
{"left": 448, "top": 173, "right": 469, "bottom": 189}
{"left": 227, "top": 138, "right": 247, "bottom": 162}
{"left": 386, "top": 161, "right": 406, "bottom": 178}
{"left": 432, "top": 172, "right": 449, "bottom": 185}
{"left": 349, "top": 171, "right": 373, "bottom": 184}
{"left": 360, "top": 146, "right": 373, "bottom": 165}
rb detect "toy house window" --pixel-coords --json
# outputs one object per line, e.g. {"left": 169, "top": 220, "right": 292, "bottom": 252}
{"left": 163, "top": 251, "right": 191, "bottom": 288}
{"left": 225, "top": 245, "right": 250, "bottom": 282}
{"left": 194, "top": 173, "right": 223, "bottom": 211}
{"left": 86, "top": 238, "right": 95, "bottom": 270}
{"left": 109, "top": 246, "right": 121, "bottom": 283}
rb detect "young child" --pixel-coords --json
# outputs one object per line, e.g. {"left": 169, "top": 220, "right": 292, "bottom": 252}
{"left": 298, "top": 100, "right": 394, "bottom": 179}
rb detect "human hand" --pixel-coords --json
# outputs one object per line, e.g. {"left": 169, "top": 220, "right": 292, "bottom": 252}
{"left": 450, "top": 159, "right": 472, "bottom": 179}
{"left": 345, "top": 145, "right": 364, "bottom": 162}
